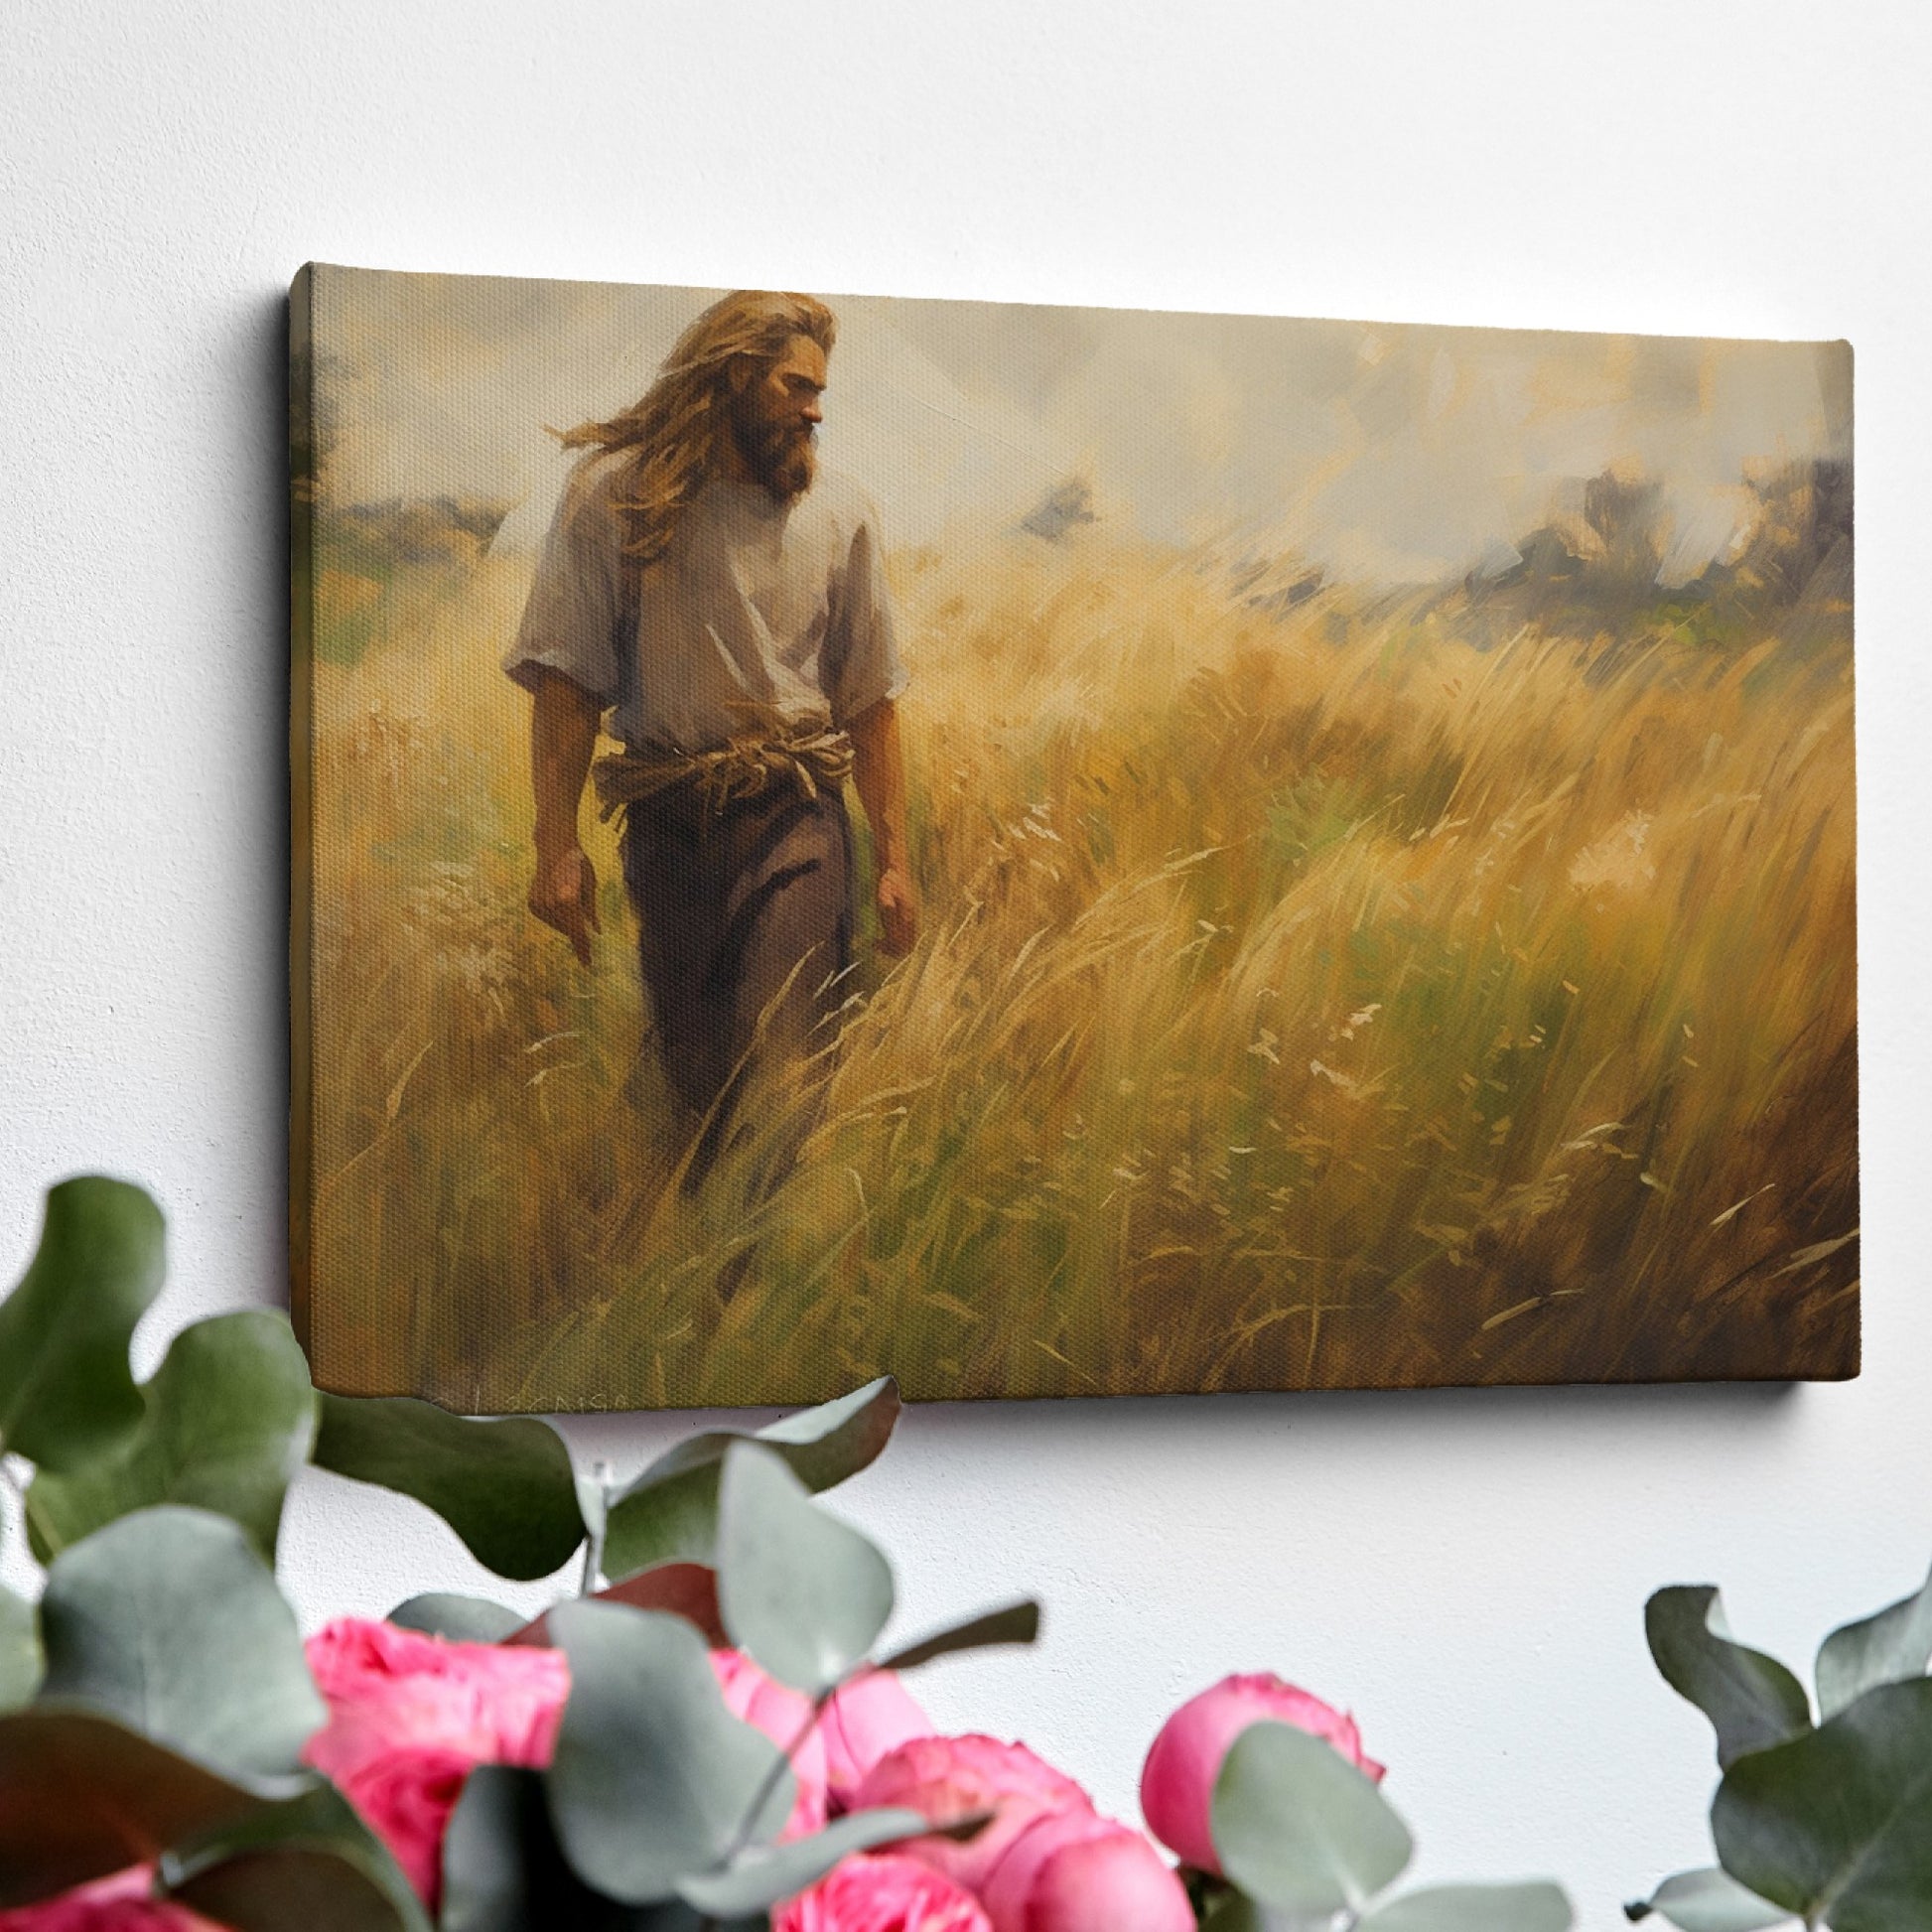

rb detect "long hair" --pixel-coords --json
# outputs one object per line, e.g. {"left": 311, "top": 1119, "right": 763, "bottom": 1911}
{"left": 556, "top": 291, "right": 837, "bottom": 570}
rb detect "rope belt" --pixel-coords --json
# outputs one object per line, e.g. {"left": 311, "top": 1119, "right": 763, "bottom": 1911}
{"left": 593, "top": 723, "right": 855, "bottom": 825}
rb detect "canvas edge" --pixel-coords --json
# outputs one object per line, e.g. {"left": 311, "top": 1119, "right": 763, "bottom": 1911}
{"left": 288, "top": 262, "right": 318, "bottom": 1363}
{"left": 288, "top": 259, "right": 1852, "bottom": 358}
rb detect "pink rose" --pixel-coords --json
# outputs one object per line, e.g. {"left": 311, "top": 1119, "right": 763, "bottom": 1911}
{"left": 332, "top": 1744, "right": 475, "bottom": 1905}
{"left": 1140, "top": 1673, "right": 1385, "bottom": 1874}
{"left": 0, "top": 1866, "right": 222, "bottom": 1930}
{"left": 710, "top": 1648, "right": 830, "bottom": 1839}
{"left": 303, "top": 1617, "right": 570, "bottom": 1786}
{"left": 851, "top": 1735, "right": 1092, "bottom": 1896}
{"left": 819, "top": 1670, "right": 935, "bottom": 1813}
{"left": 983, "top": 1813, "right": 1194, "bottom": 1932}
{"left": 300, "top": 1617, "right": 571, "bottom": 1905}
{"left": 775, "top": 1853, "right": 992, "bottom": 1932}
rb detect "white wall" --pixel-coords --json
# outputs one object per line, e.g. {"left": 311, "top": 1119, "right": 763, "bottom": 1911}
{"left": 2, "top": 4, "right": 1926, "bottom": 1925}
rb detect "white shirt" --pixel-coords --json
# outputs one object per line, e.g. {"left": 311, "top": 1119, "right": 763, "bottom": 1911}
{"left": 504, "top": 451, "right": 907, "bottom": 753}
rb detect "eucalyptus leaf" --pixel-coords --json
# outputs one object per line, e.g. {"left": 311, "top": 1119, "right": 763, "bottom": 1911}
{"left": 445, "top": 1773, "right": 759, "bottom": 1932}
{"left": 443, "top": 1767, "right": 541, "bottom": 1932}
{"left": 545, "top": 1600, "right": 792, "bottom": 1905}
{"left": 161, "top": 1781, "right": 432, "bottom": 1932}
{"left": 171, "top": 1845, "right": 423, "bottom": 1932}
{"left": 1816, "top": 1560, "right": 1932, "bottom": 1721}
{"left": 313, "top": 1393, "right": 584, "bottom": 1582}
{"left": 387, "top": 1593, "right": 526, "bottom": 1643}
{"left": 1198, "top": 1894, "right": 1269, "bottom": 1932}
{"left": 0, "top": 1584, "right": 41, "bottom": 1711}
{"left": 444, "top": 1766, "right": 633, "bottom": 1932}
{"left": 27, "top": 1311, "right": 317, "bottom": 1564}
{"left": 600, "top": 1465, "right": 722, "bottom": 1580}
{"left": 876, "top": 1599, "right": 1040, "bottom": 1673}
{"left": 754, "top": 1376, "right": 901, "bottom": 1484}
{"left": 38, "top": 1505, "right": 325, "bottom": 1780}
{"left": 1713, "top": 1676, "right": 1932, "bottom": 1932}
{"left": 1360, "top": 1879, "right": 1573, "bottom": 1932}
{"left": 1625, "top": 1866, "right": 1794, "bottom": 1930}
{"left": 718, "top": 1442, "right": 895, "bottom": 1697}
{"left": 508, "top": 1563, "right": 726, "bottom": 1650}
{"left": 1211, "top": 1719, "right": 1413, "bottom": 1916}
{"left": 676, "top": 1806, "right": 930, "bottom": 1916}
{"left": 0, "top": 1707, "right": 277, "bottom": 1909}
{"left": 0, "top": 1176, "right": 165, "bottom": 1471}
{"left": 603, "top": 1377, "right": 898, "bottom": 1580}
{"left": 1644, "top": 1587, "right": 1812, "bottom": 1769}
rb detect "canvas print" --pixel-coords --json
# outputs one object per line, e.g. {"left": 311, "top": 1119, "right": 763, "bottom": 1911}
{"left": 290, "top": 265, "right": 1856, "bottom": 1411}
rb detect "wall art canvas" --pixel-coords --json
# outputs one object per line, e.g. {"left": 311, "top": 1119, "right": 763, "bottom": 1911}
{"left": 290, "top": 265, "right": 1857, "bottom": 1412}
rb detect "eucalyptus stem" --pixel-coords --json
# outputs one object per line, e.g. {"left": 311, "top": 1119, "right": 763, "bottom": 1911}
{"left": 0, "top": 1457, "right": 26, "bottom": 1566}
{"left": 577, "top": 1458, "right": 612, "bottom": 1597}
{"left": 724, "top": 1686, "right": 834, "bottom": 1864}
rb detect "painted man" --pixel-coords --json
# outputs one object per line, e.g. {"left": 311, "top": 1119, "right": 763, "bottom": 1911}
{"left": 503, "top": 290, "right": 916, "bottom": 1182}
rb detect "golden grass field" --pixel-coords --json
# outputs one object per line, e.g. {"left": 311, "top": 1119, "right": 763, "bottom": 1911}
{"left": 297, "top": 525, "right": 1857, "bottom": 1412}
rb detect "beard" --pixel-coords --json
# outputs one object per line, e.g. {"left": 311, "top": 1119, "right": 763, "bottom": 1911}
{"left": 728, "top": 393, "right": 817, "bottom": 501}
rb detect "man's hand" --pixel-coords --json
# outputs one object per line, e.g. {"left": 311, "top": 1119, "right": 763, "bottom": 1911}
{"left": 529, "top": 844, "right": 601, "bottom": 965}
{"left": 526, "top": 669, "right": 605, "bottom": 966}
{"left": 849, "top": 697, "right": 918, "bottom": 962}
{"left": 876, "top": 862, "right": 918, "bottom": 957}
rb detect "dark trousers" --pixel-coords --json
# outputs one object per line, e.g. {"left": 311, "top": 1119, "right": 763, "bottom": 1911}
{"left": 620, "top": 780, "right": 855, "bottom": 1186}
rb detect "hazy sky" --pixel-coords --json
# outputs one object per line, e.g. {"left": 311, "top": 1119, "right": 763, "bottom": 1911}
{"left": 311, "top": 266, "right": 1851, "bottom": 586}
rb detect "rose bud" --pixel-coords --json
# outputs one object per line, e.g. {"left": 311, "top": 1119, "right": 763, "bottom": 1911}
{"left": 979, "top": 1810, "right": 1193, "bottom": 1932}
{"left": 1140, "top": 1673, "right": 1384, "bottom": 1875}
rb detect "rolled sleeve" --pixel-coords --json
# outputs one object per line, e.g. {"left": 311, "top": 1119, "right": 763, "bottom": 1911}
{"left": 502, "top": 458, "right": 626, "bottom": 711}
{"left": 825, "top": 504, "right": 908, "bottom": 730}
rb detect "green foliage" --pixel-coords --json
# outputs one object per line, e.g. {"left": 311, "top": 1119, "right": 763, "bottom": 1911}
{"left": 1628, "top": 1866, "right": 1794, "bottom": 1930}
{"left": 312, "top": 1392, "right": 585, "bottom": 1581}
{"left": 543, "top": 1600, "right": 792, "bottom": 1905}
{"left": 876, "top": 1599, "right": 1041, "bottom": 1673}
{"left": 1713, "top": 1681, "right": 1932, "bottom": 1932}
{"left": 160, "top": 1781, "right": 433, "bottom": 1932}
{"left": 1212, "top": 1719, "right": 1414, "bottom": 1916}
{"left": 37, "top": 1506, "right": 325, "bottom": 1781}
{"left": 1197, "top": 1895, "right": 1267, "bottom": 1932}
{"left": 1815, "top": 1562, "right": 1932, "bottom": 1722}
{"left": 519, "top": 1562, "right": 728, "bottom": 1648}
{"left": 443, "top": 1766, "right": 588, "bottom": 1932}
{"left": 597, "top": 1462, "right": 723, "bottom": 1580}
{"left": 717, "top": 1443, "right": 895, "bottom": 1697}
{"left": 0, "top": 1707, "right": 276, "bottom": 1910}
{"left": 675, "top": 1809, "right": 931, "bottom": 1917}
{"left": 1360, "top": 1881, "right": 1575, "bottom": 1932}
{"left": 602, "top": 1376, "right": 898, "bottom": 1580}
{"left": 27, "top": 1311, "right": 317, "bottom": 1564}
{"left": 387, "top": 1594, "right": 527, "bottom": 1643}
{"left": 444, "top": 1765, "right": 651, "bottom": 1931}
{"left": 1644, "top": 1587, "right": 1813, "bottom": 1769}
{"left": 442, "top": 1767, "right": 763, "bottom": 1932}
{"left": 0, "top": 1175, "right": 164, "bottom": 1471}
{"left": 0, "top": 1584, "right": 41, "bottom": 1712}
{"left": 1207, "top": 1721, "right": 1571, "bottom": 1931}
{"left": 1639, "top": 1562, "right": 1932, "bottom": 1930}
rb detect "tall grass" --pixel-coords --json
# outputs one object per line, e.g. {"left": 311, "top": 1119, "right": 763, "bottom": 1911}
{"left": 300, "top": 525, "right": 1856, "bottom": 1410}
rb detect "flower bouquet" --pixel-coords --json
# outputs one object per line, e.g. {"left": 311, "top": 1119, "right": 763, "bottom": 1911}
{"left": 0, "top": 1177, "right": 1573, "bottom": 1930}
